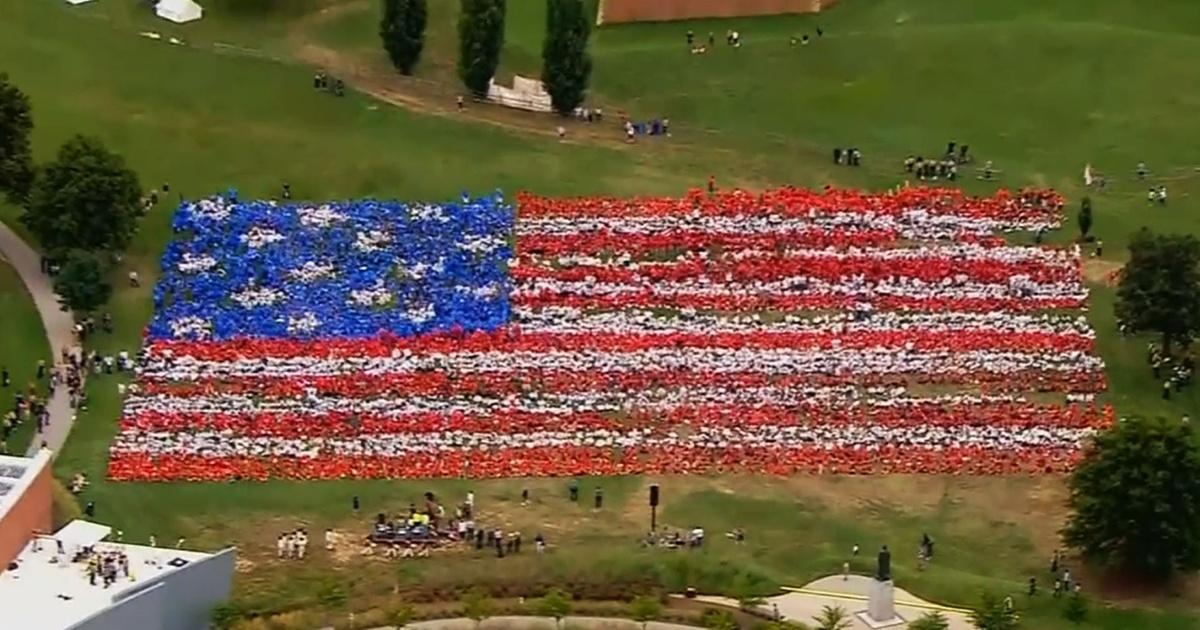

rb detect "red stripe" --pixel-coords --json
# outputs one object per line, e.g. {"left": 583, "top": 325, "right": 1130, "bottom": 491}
{"left": 512, "top": 255, "right": 1077, "bottom": 285}
{"left": 516, "top": 230, "right": 898, "bottom": 256}
{"left": 138, "top": 366, "right": 1105, "bottom": 399}
{"left": 107, "top": 444, "right": 1083, "bottom": 481}
{"left": 512, "top": 292, "right": 1084, "bottom": 312}
{"left": 144, "top": 328, "right": 1092, "bottom": 362}
{"left": 515, "top": 188, "right": 1063, "bottom": 221}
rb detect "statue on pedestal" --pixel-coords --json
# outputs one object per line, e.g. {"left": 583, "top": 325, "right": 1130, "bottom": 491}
{"left": 876, "top": 545, "right": 892, "bottom": 582}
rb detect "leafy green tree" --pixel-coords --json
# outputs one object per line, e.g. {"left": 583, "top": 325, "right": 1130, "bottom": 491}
{"left": 53, "top": 250, "right": 111, "bottom": 313}
{"left": 536, "top": 587, "right": 572, "bottom": 629}
{"left": 461, "top": 587, "right": 494, "bottom": 629}
{"left": 1063, "top": 417, "right": 1200, "bottom": 579}
{"left": 380, "top": 0, "right": 428, "bottom": 75}
{"left": 1115, "top": 229, "right": 1200, "bottom": 353}
{"left": 967, "top": 593, "right": 1019, "bottom": 630}
{"left": 628, "top": 595, "right": 663, "bottom": 630}
{"left": 541, "top": 0, "right": 592, "bottom": 115}
{"left": 1078, "top": 196, "right": 1093, "bottom": 238}
{"left": 810, "top": 605, "right": 851, "bottom": 630}
{"left": 0, "top": 72, "right": 35, "bottom": 203}
{"left": 908, "top": 611, "right": 950, "bottom": 630}
{"left": 1063, "top": 593, "right": 1088, "bottom": 626}
{"left": 458, "top": 0, "right": 506, "bottom": 97}
{"left": 21, "top": 135, "right": 142, "bottom": 256}
{"left": 390, "top": 603, "right": 415, "bottom": 629}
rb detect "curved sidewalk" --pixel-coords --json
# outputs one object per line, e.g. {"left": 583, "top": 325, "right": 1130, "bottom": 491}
{"left": 348, "top": 616, "right": 701, "bottom": 630}
{"left": 0, "top": 222, "right": 78, "bottom": 455}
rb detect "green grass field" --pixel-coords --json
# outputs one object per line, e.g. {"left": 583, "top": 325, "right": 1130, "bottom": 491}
{"left": 0, "top": 261, "right": 52, "bottom": 455}
{"left": 4, "top": 0, "right": 1200, "bottom": 627}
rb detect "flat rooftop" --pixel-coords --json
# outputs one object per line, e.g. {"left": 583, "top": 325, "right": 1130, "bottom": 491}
{"left": 0, "top": 526, "right": 212, "bottom": 630}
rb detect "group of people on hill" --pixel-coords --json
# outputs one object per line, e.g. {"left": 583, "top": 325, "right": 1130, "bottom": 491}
{"left": 352, "top": 491, "right": 547, "bottom": 560}
{"left": 685, "top": 25, "right": 825, "bottom": 54}
{"left": 276, "top": 528, "right": 310, "bottom": 560}
{"left": 1148, "top": 342, "right": 1195, "bottom": 400}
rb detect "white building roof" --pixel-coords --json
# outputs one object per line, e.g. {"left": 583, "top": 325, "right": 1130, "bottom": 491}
{"left": 0, "top": 525, "right": 212, "bottom": 630}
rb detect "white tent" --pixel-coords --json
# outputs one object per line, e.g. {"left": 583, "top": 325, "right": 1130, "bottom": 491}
{"left": 156, "top": 0, "right": 203, "bottom": 24}
{"left": 65, "top": 0, "right": 95, "bottom": 6}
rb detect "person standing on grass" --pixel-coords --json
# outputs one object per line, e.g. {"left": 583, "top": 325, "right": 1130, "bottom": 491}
{"left": 594, "top": 486, "right": 603, "bottom": 510}
{"left": 1, "top": 366, "right": 8, "bottom": 388}
{"left": 707, "top": 175, "right": 716, "bottom": 195}
{"left": 457, "top": 95, "right": 464, "bottom": 112}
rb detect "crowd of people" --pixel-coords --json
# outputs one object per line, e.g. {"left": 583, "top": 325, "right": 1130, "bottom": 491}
{"left": 903, "top": 142, "right": 972, "bottom": 182}
{"left": 1147, "top": 342, "right": 1195, "bottom": 400}
{"left": 347, "top": 492, "right": 548, "bottom": 560}
{"left": 275, "top": 529, "right": 310, "bottom": 559}
{"left": 105, "top": 185, "right": 1105, "bottom": 481}
{"left": 2, "top": 341, "right": 95, "bottom": 453}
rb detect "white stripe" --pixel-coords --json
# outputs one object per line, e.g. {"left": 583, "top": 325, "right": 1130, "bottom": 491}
{"left": 512, "top": 307, "right": 1097, "bottom": 336}
{"left": 512, "top": 278, "right": 1085, "bottom": 301}
{"left": 135, "top": 347, "right": 1102, "bottom": 381}
{"left": 516, "top": 212, "right": 1053, "bottom": 238}
{"left": 110, "top": 424, "right": 1092, "bottom": 456}
{"left": 519, "top": 243, "right": 1077, "bottom": 265}
{"left": 122, "top": 385, "right": 869, "bottom": 416}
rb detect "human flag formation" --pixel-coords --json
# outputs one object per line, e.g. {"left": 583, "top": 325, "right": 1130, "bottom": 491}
{"left": 109, "top": 187, "right": 1110, "bottom": 482}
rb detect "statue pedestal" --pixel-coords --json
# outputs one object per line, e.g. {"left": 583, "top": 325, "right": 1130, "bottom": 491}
{"left": 855, "top": 580, "right": 905, "bottom": 629}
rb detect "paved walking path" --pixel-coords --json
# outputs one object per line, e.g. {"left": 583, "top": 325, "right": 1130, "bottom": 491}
{"left": 0, "top": 222, "right": 79, "bottom": 455}
{"left": 342, "top": 616, "right": 701, "bottom": 630}
{"left": 684, "top": 575, "right": 974, "bottom": 629}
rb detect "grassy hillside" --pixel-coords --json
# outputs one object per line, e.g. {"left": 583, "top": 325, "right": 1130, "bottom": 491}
{"left": 0, "top": 262, "right": 52, "bottom": 454}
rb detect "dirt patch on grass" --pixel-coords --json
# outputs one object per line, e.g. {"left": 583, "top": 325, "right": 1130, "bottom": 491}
{"left": 1083, "top": 258, "right": 1123, "bottom": 285}
{"left": 940, "top": 475, "right": 1069, "bottom": 554}
{"left": 284, "top": 5, "right": 632, "bottom": 148}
